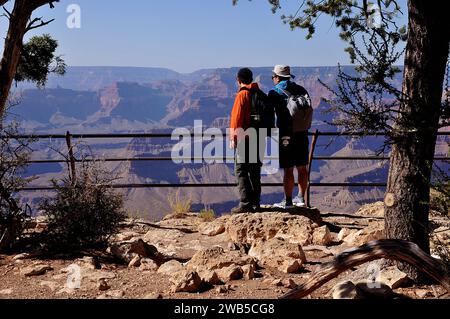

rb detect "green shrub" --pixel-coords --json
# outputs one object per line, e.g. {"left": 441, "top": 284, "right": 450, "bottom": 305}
{"left": 199, "top": 207, "right": 216, "bottom": 222}
{"left": 40, "top": 162, "right": 125, "bottom": 251}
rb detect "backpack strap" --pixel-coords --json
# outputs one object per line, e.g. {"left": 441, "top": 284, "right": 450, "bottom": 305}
{"left": 280, "top": 88, "right": 292, "bottom": 98}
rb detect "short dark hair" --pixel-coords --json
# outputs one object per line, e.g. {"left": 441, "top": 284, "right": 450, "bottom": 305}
{"left": 237, "top": 68, "right": 253, "bottom": 85}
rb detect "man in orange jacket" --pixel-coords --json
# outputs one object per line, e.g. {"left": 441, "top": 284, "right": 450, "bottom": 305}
{"left": 229, "top": 68, "right": 262, "bottom": 214}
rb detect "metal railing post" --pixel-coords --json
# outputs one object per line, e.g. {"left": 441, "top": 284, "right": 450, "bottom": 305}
{"left": 65, "top": 131, "right": 77, "bottom": 185}
{"left": 306, "top": 129, "right": 319, "bottom": 208}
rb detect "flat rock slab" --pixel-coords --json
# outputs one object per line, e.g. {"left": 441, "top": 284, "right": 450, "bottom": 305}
{"left": 226, "top": 212, "right": 320, "bottom": 247}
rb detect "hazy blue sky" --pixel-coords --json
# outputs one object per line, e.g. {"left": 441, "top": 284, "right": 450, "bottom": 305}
{"left": 1, "top": 0, "right": 408, "bottom": 73}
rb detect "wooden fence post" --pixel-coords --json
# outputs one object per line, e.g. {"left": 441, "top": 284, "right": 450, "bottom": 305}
{"left": 306, "top": 129, "right": 319, "bottom": 208}
{"left": 65, "top": 131, "right": 77, "bottom": 185}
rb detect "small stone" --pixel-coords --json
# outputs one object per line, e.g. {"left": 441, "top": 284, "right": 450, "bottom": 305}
{"left": 21, "top": 264, "right": 53, "bottom": 277}
{"left": 337, "top": 228, "right": 352, "bottom": 242}
{"left": 0, "top": 288, "right": 13, "bottom": 295}
{"left": 279, "top": 259, "right": 301, "bottom": 274}
{"left": 414, "top": 289, "right": 430, "bottom": 299}
{"left": 128, "top": 255, "right": 141, "bottom": 268}
{"left": 77, "top": 256, "right": 98, "bottom": 270}
{"left": 98, "top": 279, "right": 111, "bottom": 291}
{"left": 379, "top": 267, "right": 410, "bottom": 289}
{"left": 157, "top": 260, "right": 184, "bottom": 275}
{"left": 227, "top": 242, "right": 238, "bottom": 251}
{"left": 283, "top": 278, "right": 297, "bottom": 289}
{"left": 216, "top": 286, "right": 229, "bottom": 294}
{"left": 217, "top": 265, "right": 243, "bottom": 282}
{"left": 198, "top": 270, "right": 221, "bottom": 285}
{"left": 39, "top": 281, "right": 59, "bottom": 292}
{"left": 105, "top": 290, "right": 125, "bottom": 299}
{"left": 313, "top": 226, "right": 333, "bottom": 246}
{"left": 332, "top": 281, "right": 359, "bottom": 299}
{"left": 170, "top": 270, "right": 203, "bottom": 293}
{"left": 241, "top": 264, "right": 255, "bottom": 280}
{"left": 139, "top": 258, "right": 159, "bottom": 272}
{"left": 56, "top": 287, "right": 77, "bottom": 296}
{"left": 143, "top": 293, "right": 163, "bottom": 299}
{"left": 13, "top": 253, "right": 31, "bottom": 261}
{"left": 198, "top": 221, "right": 226, "bottom": 236}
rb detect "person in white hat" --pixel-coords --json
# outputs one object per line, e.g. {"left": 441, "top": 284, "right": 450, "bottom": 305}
{"left": 268, "top": 65, "right": 312, "bottom": 209}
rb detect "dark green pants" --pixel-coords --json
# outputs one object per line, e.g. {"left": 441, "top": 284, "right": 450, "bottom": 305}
{"left": 235, "top": 161, "right": 261, "bottom": 209}
{"left": 234, "top": 137, "right": 263, "bottom": 209}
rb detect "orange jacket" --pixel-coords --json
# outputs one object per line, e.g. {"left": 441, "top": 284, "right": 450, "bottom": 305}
{"left": 230, "top": 82, "right": 259, "bottom": 141}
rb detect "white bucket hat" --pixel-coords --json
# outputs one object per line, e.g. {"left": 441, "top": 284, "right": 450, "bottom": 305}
{"left": 272, "top": 65, "right": 296, "bottom": 79}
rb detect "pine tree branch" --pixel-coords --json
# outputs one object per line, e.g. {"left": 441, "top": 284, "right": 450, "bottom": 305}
{"left": 26, "top": 16, "right": 54, "bottom": 32}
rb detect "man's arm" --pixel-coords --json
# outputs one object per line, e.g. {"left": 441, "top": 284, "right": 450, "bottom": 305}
{"left": 229, "top": 91, "right": 248, "bottom": 148}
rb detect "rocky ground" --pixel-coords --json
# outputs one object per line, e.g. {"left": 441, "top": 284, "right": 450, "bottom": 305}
{"left": 0, "top": 202, "right": 448, "bottom": 300}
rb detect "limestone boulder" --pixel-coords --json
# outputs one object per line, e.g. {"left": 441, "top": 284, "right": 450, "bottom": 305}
{"left": 248, "top": 237, "right": 306, "bottom": 273}
{"left": 343, "top": 222, "right": 384, "bottom": 246}
{"left": 108, "top": 239, "right": 163, "bottom": 264}
{"left": 186, "top": 246, "right": 256, "bottom": 272}
{"left": 225, "top": 212, "right": 318, "bottom": 247}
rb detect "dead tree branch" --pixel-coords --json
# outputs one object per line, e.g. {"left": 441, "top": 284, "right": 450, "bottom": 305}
{"left": 281, "top": 239, "right": 450, "bottom": 299}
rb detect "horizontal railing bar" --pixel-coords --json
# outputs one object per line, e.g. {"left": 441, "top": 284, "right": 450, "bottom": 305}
{"left": 17, "top": 182, "right": 387, "bottom": 191}
{"left": 5, "top": 132, "right": 450, "bottom": 139}
{"left": 25, "top": 156, "right": 449, "bottom": 164}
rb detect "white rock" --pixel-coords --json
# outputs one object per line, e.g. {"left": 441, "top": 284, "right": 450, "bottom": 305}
{"left": 312, "top": 225, "right": 333, "bottom": 246}
{"left": 157, "top": 260, "right": 184, "bottom": 275}
{"left": 337, "top": 228, "right": 353, "bottom": 242}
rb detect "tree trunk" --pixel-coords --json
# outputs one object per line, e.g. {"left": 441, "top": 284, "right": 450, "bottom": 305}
{"left": 385, "top": 0, "right": 450, "bottom": 281}
{"left": 0, "top": 0, "right": 33, "bottom": 123}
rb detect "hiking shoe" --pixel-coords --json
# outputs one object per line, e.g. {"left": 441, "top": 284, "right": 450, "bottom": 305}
{"left": 231, "top": 206, "right": 255, "bottom": 214}
{"left": 253, "top": 205, "right": 262, "bottom": 212}
{"left": 293, "top": 196, "right": 306, "bottom": 207}
{"left": 273, "top": 199, "right": 294, "bottom": 209}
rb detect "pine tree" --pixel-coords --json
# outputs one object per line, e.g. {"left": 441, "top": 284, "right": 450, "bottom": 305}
{"left": 0, "top": 0, "right": 63, "bottom": 124}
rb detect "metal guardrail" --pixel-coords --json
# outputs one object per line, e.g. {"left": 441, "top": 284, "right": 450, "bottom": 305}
{"left": 13, "top": 130, "right": 450, "bottom": 207}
